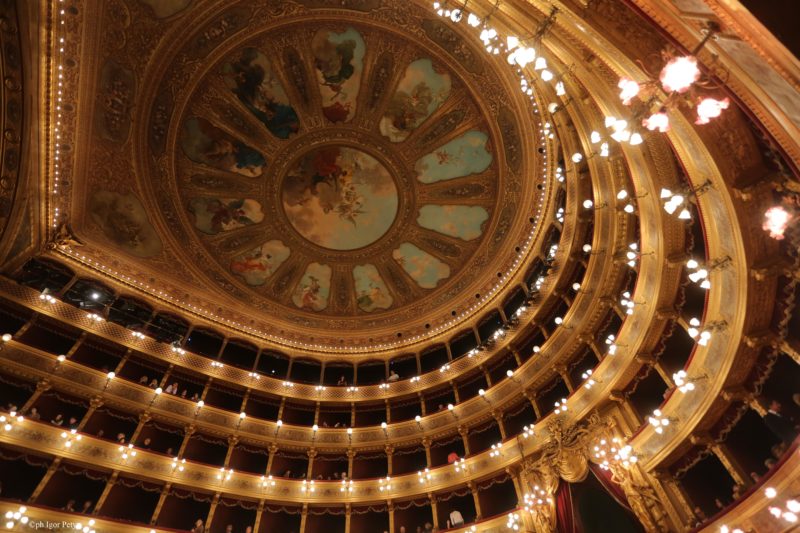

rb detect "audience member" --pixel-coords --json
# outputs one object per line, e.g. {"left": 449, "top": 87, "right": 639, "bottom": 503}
{"left": 140, "top": 437, "right": 152, "bottom": 449}
{"left": 224, "top": 525, "right": 233, "bottom": 533}
{"left": 170, "top": 382, "right": 179, "bottom": 394}
{"left": 387, "top": 370, "right": 399, "bottom": 382}
{"left": 149, "top": 379, "right": 159, "bottom": 388}
{"left": 190, "top": 518, "right": 204, "bottom": 533}
{"left": 80, "top": 500, "right": 93, "bottom": 514}
{"left": 245, "top": 527, "right": 253, "bottom": 533}
{"left": 181, "top": 389, "right": 188, "bottom": 398}
{"left": 63, "top": 499, "right": 76, "bottom": 512}
{"left": 68, "top": 417, "right": 78, "bottom": 429}
{"left": 764, "top": 400, "right": 796, "bottom": 444}
{"left": 27, "top": 407, "right": 40, "bottom": 420}
{"left": 51, "top": 413, "right": 64, "bottom": 426}
{"left": 448, "top": 508, "right": 465, "bottom": 528}
{"left": 116, "top": 433, "right": 126, "bottom": 444}
{"left": 139, "top": 375, "right": 149, "bottom": 385}
{"left": 164, "top": 384, "right": 174, "bottom": 394}
{"left": 337, "top": 375, "right": 347, "bottom": 386}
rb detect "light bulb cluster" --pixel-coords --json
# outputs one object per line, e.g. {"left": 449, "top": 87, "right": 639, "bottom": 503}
{"left": 340, "top": 479, "right": 353, "bottom": 492}
{"left": 454, "top": 457, "right": 467, "bottom": 473}
{"left": 686, "top": 259, "right": 711, "bottom": 289}
{"left": 620, "top": 291, "right": 636, "bottom": 315}
{"left": 616, "top": 189, "right": 638, "bottom": 214}
{"left": 39, "top": 289, "right": 57, "bottom": 303}
{"left": 625, "top": 242, "right": 643, "bottom": 268}
{"left": 60, "top": 428, "right": 81, "bottom": 447}
{"left": 581, "top": 369, "right": 596, "bottom": 389}
{"left": 506, "top": 511, "right": 522, "bottom": 531}
{"left": 660, "top": 188, "right": 692, "bottom": 220}
{"left": 85, "top": 312, "right": 104, "bottom": 322}
{"left": 523, "top": 486, "right": 553, "bottom": 512}
{"left": 553, "top": 398, "right": 568, "bottom": 415}
{"left": 171, "top": 457, "right": 186, "bottom": 472}
{"left": 648, "top": 409, "right": 670, "bottom": 434}
{"left": 522, "top": 424, "right": 535, "bottom": 438}
{"left": 261, "top": 474, "right": 275, "bottom": 488}
{"left": 210, "top": 361, "right": 224, "bottom": 368}
{"left": 687, "top": 318, "right": 712, "bottom": 346}
{"left": 763, "top": 206, "right": 792, "bottom": 240}
{"left": 593, "top": 437, "right": 638, "bottom": 470}
{"left": 489, "top": 443, "right": 503, "bottom": 457}
{"left": 301, "top": 479, "right": 315, "bottom": 493}
{"left": 418, "top": 468, "right": 432, "bottom": 484}
{"left": 378, "top": 476, "right": 391, "bottom": 492}
{"left": 1, "top": 410, "right": 23, "bottom": 432}
{"left": 4, "top": 505, "right": 29, "bottom": 530}
{"left": 216, "top": 467, "right": 233, "bottom": 481}
{"left": 439, "top": 363, "right": 451, "bottom": 373}
{"left": 605, "top": 334, "right": 618, "bottom": 355}
{"left": 132, "top": 331, "right": 147, "bottom": 340}
{"left": 118, "top": 443, "right": 137, "bottom": 460}
{"left": 248, "top": 372, "right": 261, "bottom": 380}
{"left": 672, "top": 370, "right": 700, "bottom": 393}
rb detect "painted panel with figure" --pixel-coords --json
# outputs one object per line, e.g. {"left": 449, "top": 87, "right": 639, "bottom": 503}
{"left": 292, "top": 262, "right": 332, "bottom": 311}
{"left": 380, "top": 58, "right": 451, "bottom": 142}
{"left": 221, "top": 48, "right": 300, "bottom": 139}
{"left": 312, "top": 28, "right": 365, "bottom": 123}
{"left": 415, "top": 131, "right": 492, "bottom": 183}
{"left": 417, "top": 205, "right": 489, "bottom": 241}
{"left": 230, "top": 240, "right": 291, "bottom": 286}
{"left": 180, "top": 117, "right": 266, "bottom": 177}
{"left": 88, "top": 191, "right": 162, "bottom": 258}
{"left": 392, "top": 242, "right": 450, "bottom": 289}
{"left": 281, "top": 146, "right": 398, "bottom": 250}
{"left": 353, "top": 264, "right": 393, "bottom": 312}
{"left": 188, "top": 197, "right": 264, "bottom": 235}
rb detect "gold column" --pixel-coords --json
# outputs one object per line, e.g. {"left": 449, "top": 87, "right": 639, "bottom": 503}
{"left": 386, "top": 444, "right": 394, "bottom": 476}
{"left": 429, "top": 493, "right": 439, "bottom": 530}
{"left": 176, "top": 424, "right": 195, "bottom": 457}
{"left": 345, "top": 503, "right": 352, "bottom": 533}
{"left": 523, "top": 390, "right": 541, "bottom": 419}
{"left": 347, "top": 448, "right": 355, "bottom": 479}
{"left": 422, "top": 437, "right": 432, "bottom": 468}
{"left": 206, "top": 492, "right": 221, "bottom": 531}
{"left": 149, "top": 481, "right": 172, "bottom": 526}
{"left": 306, "top": 448, "right": 317, "bottom": 479}
{"left": 223, "top": 435, "right": 238, "bottom": 468}
{"left": 299, "top": 503, "right": 308, "bottom": 533}
{"left": 469, "top": 481, "right": 482, "bottom": 520}
{"left": 252, "top": 500, "right": 265, "bottom": 533}
{"left": 459, "top": 425, "right": 470, "bottom": 455}
{"left": 556, "top": 365, "right": 574, "bottom": 392}
{"left": 388, "top": 501, "right": 395, "bottom": 533}
{"left": 129, "top": 410, "right": 151, "bottom": 443}
{"left": 21, "top": 379, "right": 51, "bottom": 413}
{"left": 28, "top": 457, "right": 62, "bottom": 503}
{"left": 492, "top": 410, "right": 507, "bottom": 439}
{"left": 92, "top": 470, "right": 119, "bottom": 516}
{"left": 266, "top": 443, "right": 278, "bottom": 475}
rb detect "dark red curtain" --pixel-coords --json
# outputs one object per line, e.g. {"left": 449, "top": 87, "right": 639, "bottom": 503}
{"left": 556, "top": 480, "right": 577, "bottom": 533}
{"left": 589, "top": 464, "right": 634, "bottom": 513}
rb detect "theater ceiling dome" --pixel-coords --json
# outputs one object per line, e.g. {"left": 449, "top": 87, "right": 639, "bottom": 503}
{"left": 71, "top": 0, "right": 546, "bottom": 352}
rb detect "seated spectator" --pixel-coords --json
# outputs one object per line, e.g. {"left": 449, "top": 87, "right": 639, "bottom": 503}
{"left": 63, "top": 499, "right": 76, "bottom": 512}
{"left": 165, "top": 447, "right": 174, "bottom": 456}
{"left": 51, "top": 414, "right": 64, "bottom": 426}
{"left": 245, "top": 527, "right": 253, "bottom": 533}
{"left": 96, "top": 429, "right": 105, "bottom": 439}
{"left": 190, "top": 392, "right": 200, "bottom": 402}
{"left": 170, "top": 382, "right": 179, "bottom": 394}
{"left": 181, "top": 389, "right": 188, "bottom": 398}
{"left": 224, "top": 525, "right": 233, "bottom": 533}
{"left": 448, "top": 508, "right": 465, "bottom": 527}
{"left": 140, "top": 437, "right": 152, "bottom": 449}
{"left": 165, "top": 384, "right": 174, "bottom": 394}
{"left": 68, "top": 417, "right": 78, "bottom": 429}
{"left": 337, "top": 375, "right": 347, "bottom": 386}
{"left": 387, "top": 370, "right": 400, "bottom": 382}
{"left": 447, "top": 451, "right": 459, "bottom": 464}
{"left": 149, "top": 379, "right": 159, "bottom": 388}
{"left": 80, "top": 500, "right": 93, "bottom": 514}
{"left": 139, "top": 375, "right": 149, "bottom": 384}
{"left": 27, "top": 407, "right": 40, "bottom": 420}
{"left": 190, "top": 518, "right": 205, "bottom": 533}
{"left": 116, "top": 433, "right": 126, "bottom": 444}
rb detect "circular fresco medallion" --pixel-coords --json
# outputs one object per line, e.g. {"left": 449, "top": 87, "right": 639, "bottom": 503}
{"left": 280, "top": 146, "right": 399, "bottom": 251}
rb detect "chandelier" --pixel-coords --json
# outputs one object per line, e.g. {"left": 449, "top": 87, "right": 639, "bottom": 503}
{"left": 616, "top": 23, "right": 729, "bottom": 132}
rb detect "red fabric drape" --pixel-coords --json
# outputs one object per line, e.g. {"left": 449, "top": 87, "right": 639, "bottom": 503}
{"left": 556, "top": 480, "right": 577, "bottom": 533}
{"left": 589, "top": 464, "right": 634, "bottom": 513}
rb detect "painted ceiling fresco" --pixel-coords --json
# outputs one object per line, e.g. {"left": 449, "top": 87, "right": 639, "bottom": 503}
{"left": 161, "top": 21, "right": 505, "bottom": 316}
{"left": 75, "top": 0, "right": 543, "bottom": 343}
{"left": 281, "top": 146, "right": 398, "bottom": 250}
